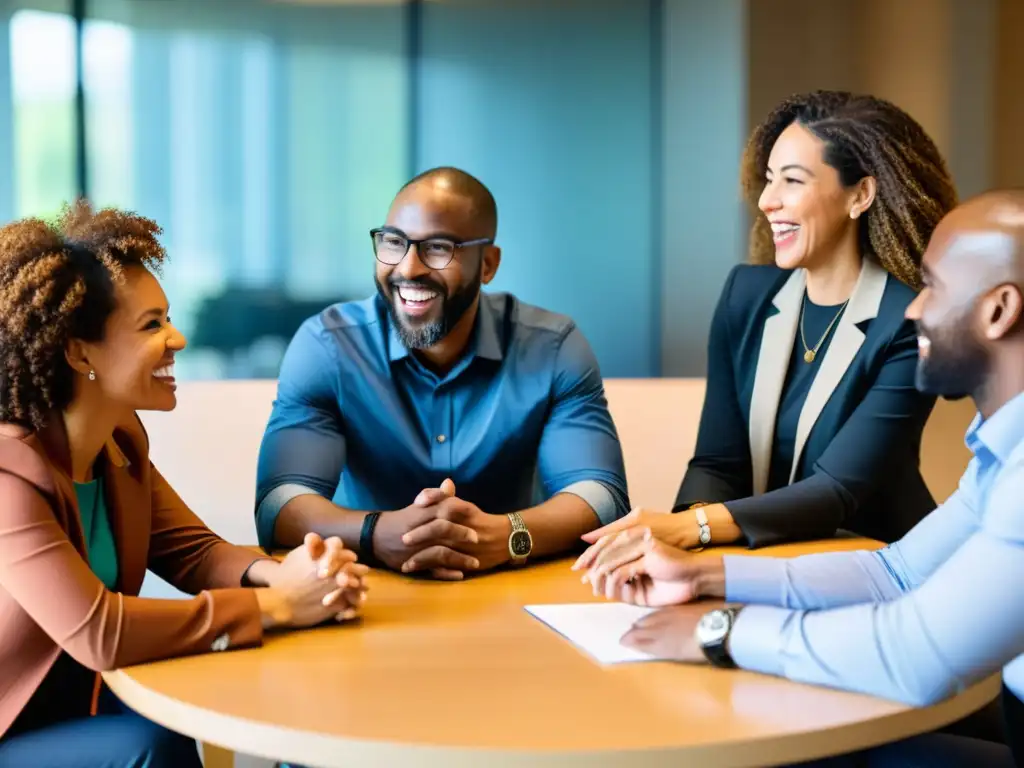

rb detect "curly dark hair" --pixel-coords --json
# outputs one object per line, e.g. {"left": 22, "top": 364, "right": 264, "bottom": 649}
{"left": 0, "top": 200, "right": 168, "bottom": 429}
{"left": 741, "top": 90, "right": 959, "bottom": 289}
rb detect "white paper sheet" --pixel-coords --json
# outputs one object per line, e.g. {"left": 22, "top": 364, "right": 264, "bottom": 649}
{"left": 524, "top": 603, "right": 663, "bottom": 664}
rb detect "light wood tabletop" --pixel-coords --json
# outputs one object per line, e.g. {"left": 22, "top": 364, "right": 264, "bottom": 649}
{"left": 104, "top": 538, "right": 1000, "bottom": 768}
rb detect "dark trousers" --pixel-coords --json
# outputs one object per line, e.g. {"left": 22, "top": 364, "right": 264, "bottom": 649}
{"left": 0, "top": 654, "right": 201, "bottom": 768}
{"left": 797, "top": 732, "right": 1016, "bottom": 767}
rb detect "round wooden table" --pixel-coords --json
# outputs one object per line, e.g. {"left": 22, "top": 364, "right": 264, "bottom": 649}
{"left": 104, "top": 538, "right": 1000, "bottom": 768}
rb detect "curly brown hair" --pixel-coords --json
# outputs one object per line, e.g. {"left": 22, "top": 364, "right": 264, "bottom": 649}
{"left": 0, "top": 200, "right": 168, "bottom": 429}
{"left": 741, "top": 90, "right": 959, "bottom": 289}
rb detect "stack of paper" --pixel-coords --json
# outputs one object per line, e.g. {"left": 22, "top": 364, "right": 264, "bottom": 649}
{"left": 524, "top": 603, "right": 662, "bottom": 664}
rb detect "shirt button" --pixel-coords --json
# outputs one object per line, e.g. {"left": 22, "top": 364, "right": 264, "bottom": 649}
{"left": 436, "top": 434, "right": 446, "bottom": 443}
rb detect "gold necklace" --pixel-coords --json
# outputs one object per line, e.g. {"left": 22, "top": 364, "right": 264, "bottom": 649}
{"left": 799, "top": 295, "right": 848, "bottom": 363}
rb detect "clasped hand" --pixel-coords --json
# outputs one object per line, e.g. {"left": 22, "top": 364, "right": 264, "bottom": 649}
{"left": 372, "top": 479, "right": 511, "bottom": 580}
{"left": 264, "top": 532, "right": 370, "bottom": 629}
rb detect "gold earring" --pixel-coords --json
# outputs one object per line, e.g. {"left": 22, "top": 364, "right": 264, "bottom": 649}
{"left": 88, "top": 369, "right": 96, "bottom": 381}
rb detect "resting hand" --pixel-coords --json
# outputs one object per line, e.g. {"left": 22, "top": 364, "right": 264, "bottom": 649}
{"left": 577, "top": 508, "right": 691, "bottom": 568}
{"left": 261, "top": 533, "right": 369, "bottom": 629}
{"left": 401, "top": 490, "right": 510, "bottom": 577}
{"left": 579, "top": 528, "right": 721, "bottom": 606}
{"left": 371, "top": 479, "right": 479, "bottom": 581}
{"left": 620, "top": 605, "right": 708, "bottom": 663}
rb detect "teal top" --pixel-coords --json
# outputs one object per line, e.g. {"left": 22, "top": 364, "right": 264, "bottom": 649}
{"left": 73, "top": 477, "right": 119, "bottom": 590}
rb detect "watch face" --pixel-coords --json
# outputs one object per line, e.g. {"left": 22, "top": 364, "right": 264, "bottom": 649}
{"left": 695, "top": 609, "right": 730, "bottom": 645}
{"left": 510, "top": 530, "right": 532, "bottom": 557}
{"left": 698, "top": 526, "right": 712, "bottom": 545}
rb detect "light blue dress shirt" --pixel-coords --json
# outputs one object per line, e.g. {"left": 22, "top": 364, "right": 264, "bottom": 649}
{"left": 254, "top": 292, "right": 630, "bottom": 550}
{"left": 724, "top": 390, "right": 1024, "bottom": 709}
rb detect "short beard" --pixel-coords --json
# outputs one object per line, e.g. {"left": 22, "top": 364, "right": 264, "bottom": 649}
{"left": 915, "top": 327, "right": 989, "bottom": 402}
{"left": 377, "top": 265, "right": 482, "bottom": 351}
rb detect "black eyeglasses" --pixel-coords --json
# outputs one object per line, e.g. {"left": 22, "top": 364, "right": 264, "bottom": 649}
{"left": 370, "top": 227, "right": 493, "bottom": 270}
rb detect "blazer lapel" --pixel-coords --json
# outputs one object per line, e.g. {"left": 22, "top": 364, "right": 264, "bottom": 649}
{"left": 749, "top": 269, "right": 805, "bottom": 496}
{"left": 788, "top": 259, "right": 889, "bottom": 483}
{"left": 102, "top": 437, "right": 150, "bottom": 596}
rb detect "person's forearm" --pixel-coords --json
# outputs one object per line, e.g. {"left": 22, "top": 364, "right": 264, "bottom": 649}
{"left": 242, "top": 557, "right": 280, "bottom": 587}
{"left": 693, "top": 556, "right": 727, "bottom": 598}
{"left": 519, "top": 493, "right": 603, "bottom": 559}
{"left": 274, "top": 494, "right": 367, "bottom": 551}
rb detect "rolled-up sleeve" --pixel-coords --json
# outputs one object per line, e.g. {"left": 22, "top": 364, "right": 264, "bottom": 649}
{"left": 255, "top": 317, "right": 346, "bottom": 550}
{"left": 536, "top": 326, "right": 629, "bottom": 525}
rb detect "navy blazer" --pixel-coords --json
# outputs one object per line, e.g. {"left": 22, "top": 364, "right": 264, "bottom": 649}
{"left": 674, "top": 259, "right": 937, "bottom": 546}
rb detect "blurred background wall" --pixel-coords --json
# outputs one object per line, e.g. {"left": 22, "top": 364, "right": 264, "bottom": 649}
{"left": 1, "top": 0, "right": 1021, "bottom": 380}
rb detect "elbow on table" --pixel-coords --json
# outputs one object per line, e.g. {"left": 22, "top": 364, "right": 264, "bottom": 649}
{"left": 62, "top": 641, "right": 120, "bottom": 672}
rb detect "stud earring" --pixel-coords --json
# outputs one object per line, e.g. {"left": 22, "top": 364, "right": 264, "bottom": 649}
{"left": 88, "top": 369, "right": 96, "bottom": 381}
{"left": 850, "top": 210, "right": 859, "bottom": 220}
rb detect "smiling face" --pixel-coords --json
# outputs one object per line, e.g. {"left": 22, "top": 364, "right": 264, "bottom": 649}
{"left": 69, "top": 265, "right": 186, "bottom": 413}
{"left": 374, "top": 181, "right": 499, "bottom": 350}
{"left": 906, "top": 223, "right": 1005, "bottom": 400}
{"left": 758, "top": 122, "right": 873, "bottom": 271}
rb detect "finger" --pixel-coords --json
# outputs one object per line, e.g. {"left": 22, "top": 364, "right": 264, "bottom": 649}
{"left": 401, "top": 546, "right": 479, "bottom": 574}
{"left": 335, "top": 607, "right": 359, "bottom": 622}
{"left": 575, "top": 533, "right": 618, "bottom": 576}
{"left": 322, "top": 587, "right": 345, "bottom": 606}
{"left": 342, "top": 562, "right": 371, "bottom": 579}
{"left": 592, "top": 540, "right": 650, "bottom": 582}
{"left": 429, "top": 568, "right": 465, "bottom": 580}
{"left": 579, "top": 508, "right": 640, "bottom": 543}
{"left": 590, "top": 527, "right": 651, "bottom": 573}
{"left": 414, "top": 487, "right": 449, "bottom": 507}
{"left": 402, "top": 518, "right": 478, "bottom": 547}
{"left": 318, "top": 538, "right": 354, "bottom": 577}
{"left": 413, "top": 477, "right": 457, "bottom": 507}
{"left": 303, "top": 531, "right": 325, "bottom": 560}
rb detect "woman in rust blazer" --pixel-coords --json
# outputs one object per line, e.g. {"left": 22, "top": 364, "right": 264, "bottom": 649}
{"left": 0, "top": 203, "right": 368, "bottom": 767}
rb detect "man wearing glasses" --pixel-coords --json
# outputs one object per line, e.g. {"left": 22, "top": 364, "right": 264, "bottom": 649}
{"left": 254, "top": 167, "right": 629, "bottom": 580}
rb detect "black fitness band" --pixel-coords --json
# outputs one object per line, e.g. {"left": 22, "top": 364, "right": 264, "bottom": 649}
{"left": 360, "top": 512, "right": 382, "bottom": 567}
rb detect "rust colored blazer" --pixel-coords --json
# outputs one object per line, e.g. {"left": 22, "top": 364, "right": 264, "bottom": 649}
{"left": 0, "top": 414, "right": 266, "bottom": 737}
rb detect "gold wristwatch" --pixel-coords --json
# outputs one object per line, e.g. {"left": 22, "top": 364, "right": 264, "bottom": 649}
{"left": 507, "top": 511, "right": 533, "bottom": 565}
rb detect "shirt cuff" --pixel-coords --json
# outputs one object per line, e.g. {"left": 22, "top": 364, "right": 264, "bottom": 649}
{"left": 255, "top": 482, "right": 324, "bottom": 551}
{"left": 728, "top": 605, "right": 793, "bottom": 678}
{"left": 556, "top": 480, "right": 619, "bottom": 526}
{"left": 723, "top": 554, "right": 787, "bottom": 604}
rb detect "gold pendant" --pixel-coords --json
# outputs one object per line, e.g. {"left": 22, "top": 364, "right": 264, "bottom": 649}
{"left": 803, "top": 349, "right": 816, "bottom": 363}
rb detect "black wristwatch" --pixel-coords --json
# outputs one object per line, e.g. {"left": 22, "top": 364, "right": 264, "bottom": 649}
{"left": 694, "top": 606, "right": 742, "bottom": 668}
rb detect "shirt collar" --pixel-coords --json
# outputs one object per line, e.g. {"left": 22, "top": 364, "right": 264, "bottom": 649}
{"left": 965, "top": 390, "right": 1024, "bottom": 464}
{"left": 386, "top": 293, "right": 504, "bottom": 364}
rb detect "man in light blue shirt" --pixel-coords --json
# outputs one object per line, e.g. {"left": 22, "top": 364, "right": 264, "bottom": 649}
{"left": 256, "top": 167, "right": 628, "bottom": 581}
{"left": 582, "top": 190, "right": 1024, "bottom": 766}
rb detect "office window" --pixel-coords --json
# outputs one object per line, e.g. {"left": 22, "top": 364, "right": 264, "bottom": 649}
{"left": 8, "top": 4, "right": 76, "bottom": 220}
{"left": 84, "top": 0, "right": 410, "bottom": 379}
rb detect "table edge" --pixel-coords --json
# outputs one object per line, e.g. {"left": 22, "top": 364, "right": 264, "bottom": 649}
{"left": 102, "top": 668, "right": 1002, "bottom": 768}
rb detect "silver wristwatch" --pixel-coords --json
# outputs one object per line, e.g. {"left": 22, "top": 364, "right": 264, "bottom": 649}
{"left": 694, "top": 506, "right": 712, "bottom": 551}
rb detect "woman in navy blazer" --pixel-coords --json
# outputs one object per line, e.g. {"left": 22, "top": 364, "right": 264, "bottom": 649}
{"left": 577, "top": 90, "right": 959, "bottom": 566}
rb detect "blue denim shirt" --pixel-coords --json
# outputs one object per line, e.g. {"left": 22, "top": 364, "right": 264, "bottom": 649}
{"left": 724, "top": 391, "right": 1024, "bottom": 709}
{"left": 254, "top": 292, "right": 629, "bottom": 549}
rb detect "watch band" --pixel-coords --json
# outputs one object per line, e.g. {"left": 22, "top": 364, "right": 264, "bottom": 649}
{"left": 693, "top": 506, "right": 712, "bottom": 551}
{"left": 698, "top": 607, "right": 741, "bottom": 669}
{"left": 360, "top": 511, "right": 382, "bottom": 567}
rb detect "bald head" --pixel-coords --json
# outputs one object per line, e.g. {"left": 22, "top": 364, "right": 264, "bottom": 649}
{"left": 926, "top": 189, "right": 1024, "bottom": 289}
{"left": 395, "top": 167, "right": 497, "bottom": 240}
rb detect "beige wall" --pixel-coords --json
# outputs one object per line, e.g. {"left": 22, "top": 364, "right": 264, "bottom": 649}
{"left": 745, "top": 0, "right": 1009, "bottom": 200}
